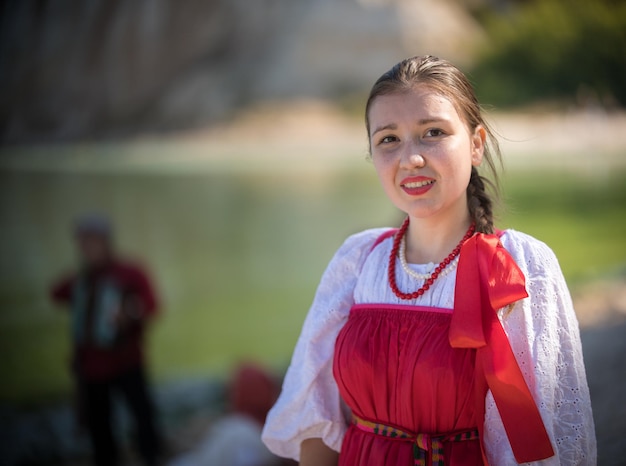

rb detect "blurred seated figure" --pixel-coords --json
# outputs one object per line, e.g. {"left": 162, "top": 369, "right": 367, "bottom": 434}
{"left": 169, "top": 363, "right": 292, "bottom": 466}
{"left": 50, "top": 213, "right": 161, "bottom": 466}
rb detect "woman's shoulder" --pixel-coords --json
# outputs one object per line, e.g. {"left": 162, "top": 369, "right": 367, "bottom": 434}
{"left": 499, "top": 229, "right": 561, "bottom": 278}
{"left": 324, "top": 227, "right": 394, "bottom": 277}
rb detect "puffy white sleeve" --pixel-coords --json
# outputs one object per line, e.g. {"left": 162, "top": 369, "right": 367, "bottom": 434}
{"left": 484, "top": 231, "right": 597, "bottom": 465}
{"left": 261, "top": 229, "right": 385, "bottom": 461}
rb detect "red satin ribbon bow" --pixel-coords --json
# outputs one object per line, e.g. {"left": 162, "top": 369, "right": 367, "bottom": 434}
{"left": 449, "top": 233, "right": 555, "bottom": 464}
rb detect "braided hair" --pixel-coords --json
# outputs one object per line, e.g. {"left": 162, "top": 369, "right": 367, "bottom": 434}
{"left": 365, "top": 55, "right": 501, "bottom": 234}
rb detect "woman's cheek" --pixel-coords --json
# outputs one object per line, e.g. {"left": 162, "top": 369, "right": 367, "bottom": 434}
{"left": 380, "top": 159, "right": 398, "bottom": 184}
{"left": 378, "top": 151, "right": 397, "bottom": 168}
{"left": 372, "top": 154, "right": 389, "bottom": 174}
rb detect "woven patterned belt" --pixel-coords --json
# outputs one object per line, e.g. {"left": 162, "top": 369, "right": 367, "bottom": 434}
{"left": 352, "top": 414, "right": 479, "bottom": 466}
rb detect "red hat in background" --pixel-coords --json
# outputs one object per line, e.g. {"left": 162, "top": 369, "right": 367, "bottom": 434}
{"left": 229, "top": 363, "right": 280, "bottom": 426}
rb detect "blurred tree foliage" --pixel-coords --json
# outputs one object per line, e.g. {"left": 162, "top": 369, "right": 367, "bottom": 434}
{"left": 469, "top": 0, "right": 626, "bottom": 108}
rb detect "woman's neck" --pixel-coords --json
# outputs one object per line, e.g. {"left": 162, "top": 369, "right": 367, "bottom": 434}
{"left": 404, "top": 211, "right": 473, "bottom": 264}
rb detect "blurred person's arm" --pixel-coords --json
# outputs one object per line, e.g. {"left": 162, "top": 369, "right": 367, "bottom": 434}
{"left": 128, "top": 264, "right": 158, "bottom": 317}
{"left": 115, "top": 263, "right": 159, "bottom": 332}
{"left": 299, "top": 439, "right": 338, "bottom": 466}
{"left": 50, "top": 275, "right": 74, "bottom": 306}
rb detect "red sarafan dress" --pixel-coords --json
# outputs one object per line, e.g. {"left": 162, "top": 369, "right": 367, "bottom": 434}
{"left": 334, "top": 231, "right": 552, "bottom": 465}
{"left": 334, "top": 304, "right": 481, "bottom": 465}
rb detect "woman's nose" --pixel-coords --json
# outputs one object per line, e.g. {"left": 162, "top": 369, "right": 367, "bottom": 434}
{"left": 400, "top": 143, "right": 426, "bottom": 168}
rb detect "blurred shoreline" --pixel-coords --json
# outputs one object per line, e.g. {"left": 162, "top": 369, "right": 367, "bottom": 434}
{"left": 1, "top": 103, "right": 626, "bottom": 175}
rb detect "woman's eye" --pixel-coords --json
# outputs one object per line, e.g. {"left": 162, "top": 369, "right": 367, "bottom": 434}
{"left": 425, "top": 129, "right": 445, "bottom": 138}
{"left": 379, "top": 135, "right": 398, "bottom": 145}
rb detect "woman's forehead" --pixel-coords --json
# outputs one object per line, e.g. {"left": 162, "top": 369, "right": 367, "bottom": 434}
{"left": 368, "top": 87, "right": 462, "bottom": 126}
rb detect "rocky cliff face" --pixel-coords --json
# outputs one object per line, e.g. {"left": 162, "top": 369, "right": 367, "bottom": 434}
{"left": 0, "top": 0, "right": 483, "bottom": 143}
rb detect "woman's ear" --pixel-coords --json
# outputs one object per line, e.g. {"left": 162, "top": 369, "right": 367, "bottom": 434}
{"left": 471, "top": 125, "right": 486, "bottom": 166}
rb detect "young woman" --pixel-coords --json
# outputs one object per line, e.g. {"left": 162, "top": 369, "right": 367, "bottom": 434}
{"left": 262, "top": 56, "right": 596, "bottom": 465}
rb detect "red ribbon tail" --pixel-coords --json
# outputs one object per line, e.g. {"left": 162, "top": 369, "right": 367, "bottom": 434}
{"left": 480, "top": 329, "right": 555, "bottom": 462}
{"left": 453, "top": 234, "right": 554, "bottom": 463}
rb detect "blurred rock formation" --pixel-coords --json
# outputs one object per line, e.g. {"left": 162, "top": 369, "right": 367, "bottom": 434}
{"left": 0, "top": 0, "right": 483, "bottom": 143}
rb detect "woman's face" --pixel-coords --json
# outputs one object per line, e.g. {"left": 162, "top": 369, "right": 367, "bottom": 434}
{"left": 368, "top": 85, "right": 485, "bottom": 224}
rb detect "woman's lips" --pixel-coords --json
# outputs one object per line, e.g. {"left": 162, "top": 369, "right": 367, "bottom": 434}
{"left": 400, "top": 176, "right": 435, "bottom": 196}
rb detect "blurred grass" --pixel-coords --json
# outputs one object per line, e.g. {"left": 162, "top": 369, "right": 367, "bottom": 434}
{"left": 500, "top": 169, "right": 626, "bottom": 283}
{"left": 0, "top": 161, "right": 624, "bottom": 405}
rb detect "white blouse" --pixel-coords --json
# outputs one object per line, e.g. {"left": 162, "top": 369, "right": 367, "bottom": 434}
{"left": 262, "top": 229, "right": 597, "bottom": 465}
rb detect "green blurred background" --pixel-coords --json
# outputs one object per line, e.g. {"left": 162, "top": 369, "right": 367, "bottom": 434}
{"left": 1, "top": 162, "right": 625, "bottom": 404}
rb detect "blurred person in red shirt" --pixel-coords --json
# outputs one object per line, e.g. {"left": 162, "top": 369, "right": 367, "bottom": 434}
{"left": 51, "top": 213, "right": 161, "bottom": 466}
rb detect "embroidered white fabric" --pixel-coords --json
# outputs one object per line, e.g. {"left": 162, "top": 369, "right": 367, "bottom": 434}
{"left": 261, "top": 229, "right": 597, "bottom": 465}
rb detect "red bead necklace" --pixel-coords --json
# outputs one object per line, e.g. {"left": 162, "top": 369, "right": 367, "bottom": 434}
{"left": 388, "top": 217, "right": 475, "bottom": 300}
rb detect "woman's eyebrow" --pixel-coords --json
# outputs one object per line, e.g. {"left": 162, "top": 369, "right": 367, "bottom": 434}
{"left": 371, "top": 123, "right": 397, "bottom": 137}
{"left": 371, "top": 118, "right": 451, "bottom": 136}
{"left": 417, "top": 117, "right": 449, "bottom": 125}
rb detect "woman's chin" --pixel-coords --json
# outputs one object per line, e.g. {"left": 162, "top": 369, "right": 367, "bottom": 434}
{"left": 395, "top": 202, "right": 439, "bottom": 220}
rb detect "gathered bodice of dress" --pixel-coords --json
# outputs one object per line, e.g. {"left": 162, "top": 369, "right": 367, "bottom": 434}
{"left": 335, "top": 305, "right": 477, "bottom": 431}
{"left": 334, "top": 304, "right": 483, "bottom": 465}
